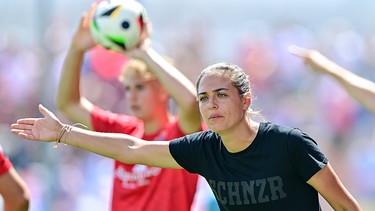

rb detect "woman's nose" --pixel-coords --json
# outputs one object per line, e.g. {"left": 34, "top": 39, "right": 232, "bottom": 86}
{"left": 208, "top": 97, "right": 218, "bottom": 109}
{"left": 126, "top": 89, "right": 137, "bottom": 100}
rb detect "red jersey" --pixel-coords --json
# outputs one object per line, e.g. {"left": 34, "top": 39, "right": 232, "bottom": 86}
{"left": 0, "top": 147, "right": 13, "bottom": 176}
{"left": 91, "top": 106, "right": 199, "bottom": 211}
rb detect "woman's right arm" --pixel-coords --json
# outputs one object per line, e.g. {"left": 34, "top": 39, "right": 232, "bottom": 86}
{"left": 11, "top": 104, "right": 182, "bottom": 169}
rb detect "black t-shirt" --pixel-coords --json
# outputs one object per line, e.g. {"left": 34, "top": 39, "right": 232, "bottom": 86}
{"left": 169, "top": 122, "right": 328, "bottom": 211}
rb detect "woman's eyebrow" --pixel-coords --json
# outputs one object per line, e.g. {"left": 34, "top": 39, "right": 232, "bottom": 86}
{"left": 198, "top": 88, "right": 228, "bottom": 96}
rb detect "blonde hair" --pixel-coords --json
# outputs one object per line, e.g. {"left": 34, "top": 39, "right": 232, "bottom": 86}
{"left": 118, "top": 56, "right": 175, "bottom": 82}
{"left": 118, "top": 58, "right": 155, "bottom": 82}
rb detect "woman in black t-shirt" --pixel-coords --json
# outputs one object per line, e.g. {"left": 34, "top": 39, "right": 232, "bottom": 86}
{"left": 11, "top": 62, "right": 362, "bottom": 211}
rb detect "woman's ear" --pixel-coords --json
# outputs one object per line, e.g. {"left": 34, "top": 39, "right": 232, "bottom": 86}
{"left": 243, "top": 93, "right": 251, "bottom": 110}
{"left": 160, "top": 87, "right": 169, "bottom": 101}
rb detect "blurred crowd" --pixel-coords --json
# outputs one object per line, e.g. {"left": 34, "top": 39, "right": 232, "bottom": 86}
{"left": 1, "top": 1, "right": 375, "bottom": 210}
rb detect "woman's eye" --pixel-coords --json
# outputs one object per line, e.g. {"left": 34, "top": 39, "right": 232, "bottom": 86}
{"left": 135, "top": 84, "right": 145, "bottom": 91}
{"left": 218, "top": 93, "right": 226, "bottom": 97}
{"left": 199, "top": 96, "right": 208, "bottom": 102}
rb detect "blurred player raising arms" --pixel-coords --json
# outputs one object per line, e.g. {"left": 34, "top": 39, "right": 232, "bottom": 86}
{"left": 55, "top": 3, "right": 203, "bottom": 211}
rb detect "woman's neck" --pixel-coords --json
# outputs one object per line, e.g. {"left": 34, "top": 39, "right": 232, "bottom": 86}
{"left": 219, "top": 119, "right": 260, "bottom": 153}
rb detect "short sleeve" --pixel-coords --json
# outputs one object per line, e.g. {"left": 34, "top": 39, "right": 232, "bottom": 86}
{"left": 169, "top": 131, "right": 214, "bottom": 174}
{"left": 0, "top": 150, "right": 13, "bottom": 176}
{"left": 287, "top": 129, "right": 328, "bottom": 181}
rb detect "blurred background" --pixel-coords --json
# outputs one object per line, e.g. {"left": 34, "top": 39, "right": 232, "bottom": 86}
{"left": 1, "top": 0, "right": 375, "bottom": 210}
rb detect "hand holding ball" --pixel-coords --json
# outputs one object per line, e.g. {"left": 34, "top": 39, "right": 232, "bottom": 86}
{"left": 90, "top": 0, "right": 147, "bottom": 52}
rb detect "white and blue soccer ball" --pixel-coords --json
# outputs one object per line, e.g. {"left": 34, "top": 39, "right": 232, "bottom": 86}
{"left": 90, "top": 0, "right": 147, "bottom": 52}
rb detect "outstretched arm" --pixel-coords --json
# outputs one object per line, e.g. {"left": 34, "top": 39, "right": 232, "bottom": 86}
{"left": 289, "top": 45, "right": 375, "bottom": 113}
{"left": 11, "top": 105, "right": 182, "bottom": 169}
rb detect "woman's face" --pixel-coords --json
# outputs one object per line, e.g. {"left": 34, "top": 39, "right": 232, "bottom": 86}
{"left": 197, "top": 73, "right": 248, "bottom": 133}
{"left": 123, "top": 76, "right": 166, "bottom": 120}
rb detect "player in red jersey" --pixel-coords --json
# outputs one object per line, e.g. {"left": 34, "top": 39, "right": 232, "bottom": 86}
{"left": 54, "top": 3, "right": 203, "bottom": 211}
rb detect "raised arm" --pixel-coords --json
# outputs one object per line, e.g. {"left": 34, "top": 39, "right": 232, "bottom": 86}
{"left": 11, "top": 105, "right": 181, "bottom": 169}
{"left": 307, "top": 163, "right": 362, "bottom": 211}
{"left": 124, "top": 22, "right": 201, "bottom": 134}
{"left": 289, "top": 45, "right": 375, "bottom": 113}
{"left": 55, "top": 3, "right": 98, "bottom": 129}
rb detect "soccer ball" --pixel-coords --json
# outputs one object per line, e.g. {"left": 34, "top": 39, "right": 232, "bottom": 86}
{"left": 90, "top": 0, "right": 147, "bottom": 52}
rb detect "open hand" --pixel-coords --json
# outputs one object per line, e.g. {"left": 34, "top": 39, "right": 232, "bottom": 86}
{"left": 11, "top": 104, "right": 63, "bottom": 142}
